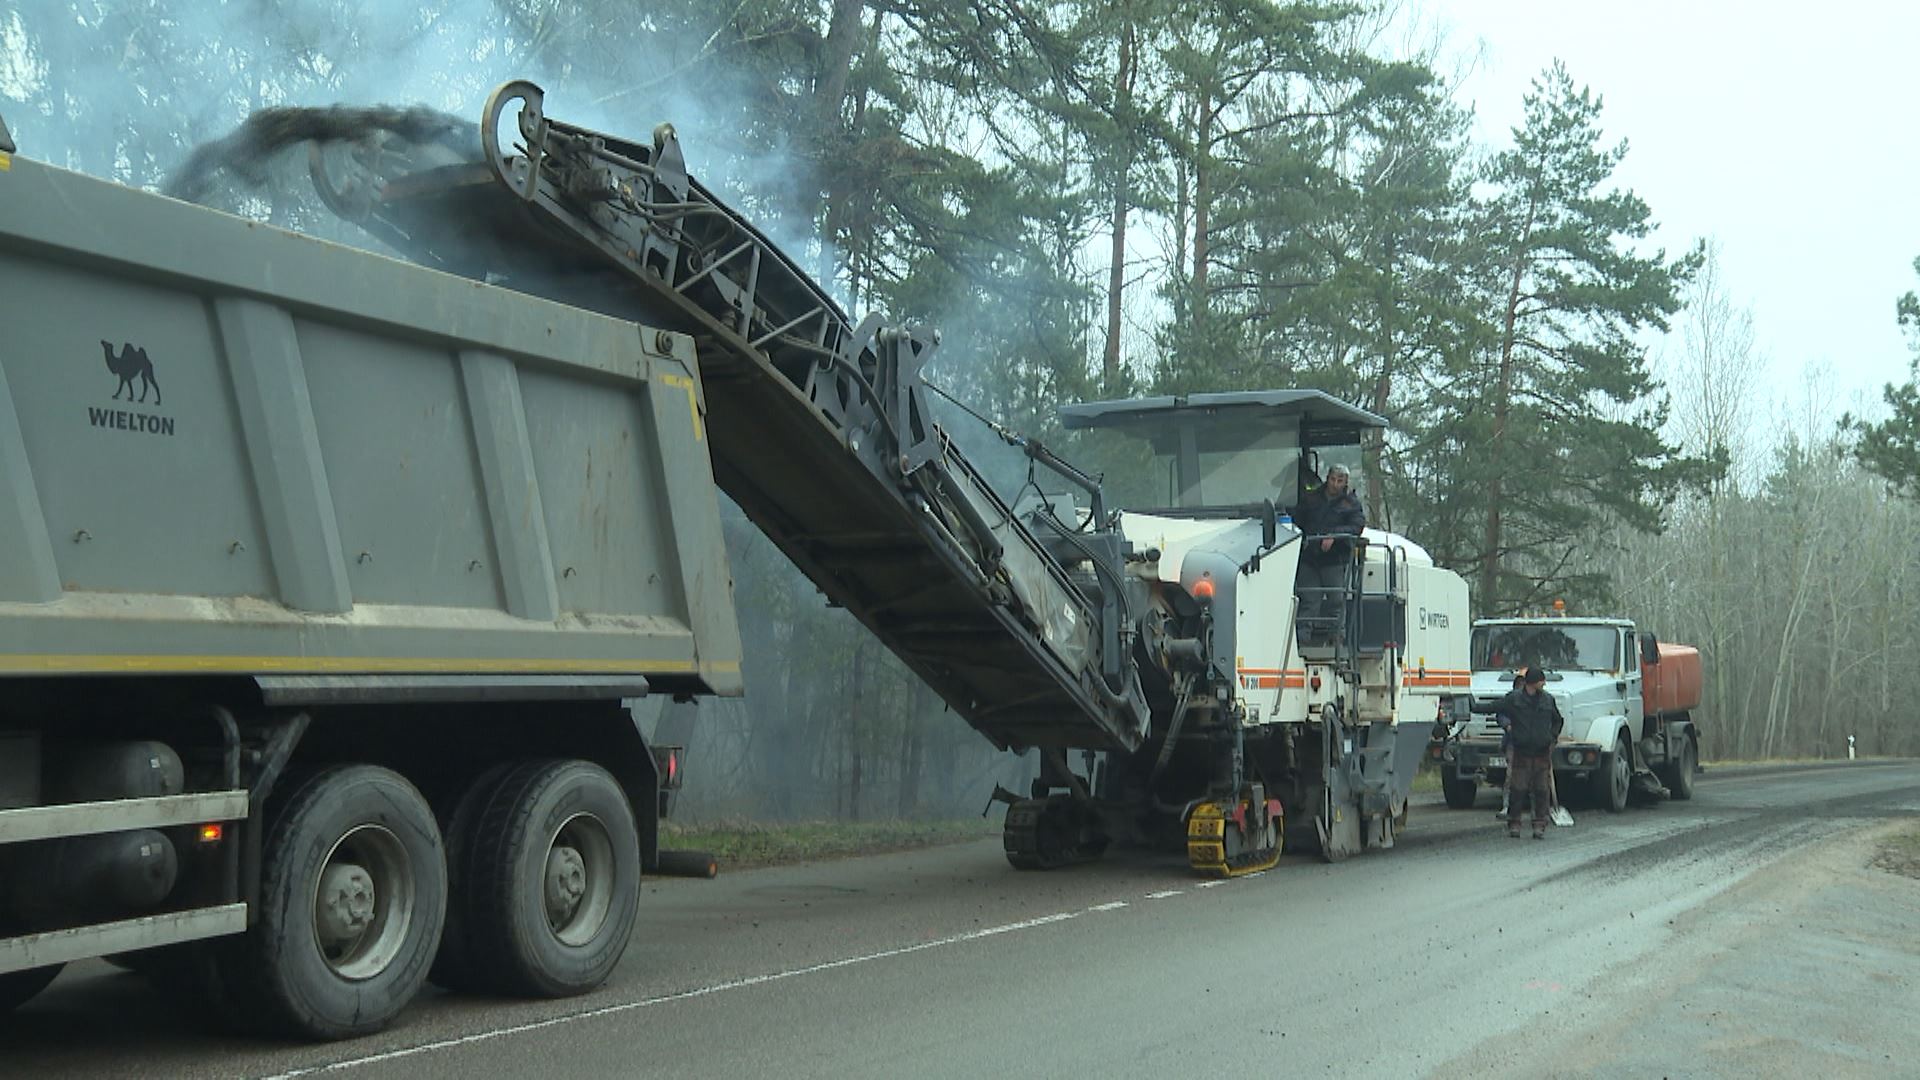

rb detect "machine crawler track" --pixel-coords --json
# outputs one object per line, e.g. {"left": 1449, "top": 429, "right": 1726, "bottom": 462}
{"left": 1186, "top": 799, "right": 1283, "bottom": 878}
{"left": 1002, "top": 796, "right": 1108, "bottom": 870}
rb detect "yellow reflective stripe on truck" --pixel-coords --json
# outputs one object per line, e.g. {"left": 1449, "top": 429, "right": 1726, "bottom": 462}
{"left": 657, "top": 372, "right": 705, "bottom": 441}
{"left": 0, "top": 654, "right": 741, "bottom": 675}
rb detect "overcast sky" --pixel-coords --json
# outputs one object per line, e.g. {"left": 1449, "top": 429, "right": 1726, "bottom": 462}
{"left": 1429, "top": 0, "right": 1920, "bottom": 423}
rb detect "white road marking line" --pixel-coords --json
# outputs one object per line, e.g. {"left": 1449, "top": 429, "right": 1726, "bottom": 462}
{"left": 1196, "top": 879, "right": 1230, "bottom": 888}
{"left": 1086, "top": 901, "right": 1129, "bottom": 912}
{"left": 1144, "top": 889, "right": 1184, "bottom": 899}
{"left": 259, "top": 910, "right": 1084, "bottom": 1078}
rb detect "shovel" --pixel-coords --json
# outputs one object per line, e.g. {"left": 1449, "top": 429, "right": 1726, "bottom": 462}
{"left": 1547, "top": 766, "right": 1573, "bottom": 827}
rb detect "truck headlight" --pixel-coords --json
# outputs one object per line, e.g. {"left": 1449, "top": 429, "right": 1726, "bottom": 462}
{"left": 1565, "top": 750, "right": 1585, "bottom": 766}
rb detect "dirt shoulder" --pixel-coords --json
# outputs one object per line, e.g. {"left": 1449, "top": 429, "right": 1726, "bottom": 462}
{"left": 659, "top": 817, "right": 996, "bottom": 870}
{"left": 1441, "top": 817, "right": 1920, "bottom": 1079}
{"left": 1871, "top": 821, "right": 1920, "bottom": 879}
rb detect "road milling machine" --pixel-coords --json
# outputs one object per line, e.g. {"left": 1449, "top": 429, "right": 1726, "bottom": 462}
{"left": 311, "top": 81, "right": 1472, "bottom": 875}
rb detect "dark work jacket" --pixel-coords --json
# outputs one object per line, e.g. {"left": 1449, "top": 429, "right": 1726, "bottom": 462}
{"left": 1290, "top": 486, "right": 1366, "bottom": 564}
{"left": 1494, "top": 688, "right": 1565, "bottom": 756}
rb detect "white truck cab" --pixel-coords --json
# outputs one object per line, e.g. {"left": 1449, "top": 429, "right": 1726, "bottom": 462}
{"left": 1434, "top": 615, "right": 1701, "bottom": 813}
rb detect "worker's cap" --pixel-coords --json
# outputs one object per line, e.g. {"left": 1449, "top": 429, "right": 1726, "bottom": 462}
{"left": 1522, "top": 665, "right": 1546, "bottom": 685}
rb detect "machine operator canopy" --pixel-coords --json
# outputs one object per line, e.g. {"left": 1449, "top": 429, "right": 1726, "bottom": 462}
{"left": 1060, "top": 390, "right": 1385, "bottom": 512}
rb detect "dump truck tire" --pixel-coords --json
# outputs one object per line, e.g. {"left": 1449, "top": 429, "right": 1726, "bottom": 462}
{"left": 430, "top": 763, "right": 515, "bottom": 993}
{"left": 217, "top": 765, "right": 446, "bottom": 1039}
{"left": 0, "top": 963, "right": 63, "bottom": 1014}
{"left": 459, "top": 759, "right": 640, "bottom": 998}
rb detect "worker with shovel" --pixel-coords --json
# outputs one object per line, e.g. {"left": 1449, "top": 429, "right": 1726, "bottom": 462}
{"left": 1495, "top": 672, "right": 1573, "bottom": 828}
{"left": 1496, "top": 666, "right": 1565, "bottom": 839}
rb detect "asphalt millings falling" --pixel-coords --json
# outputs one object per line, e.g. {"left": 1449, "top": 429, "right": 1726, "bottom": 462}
{"left": 164, "top": 104, "right": 479, "bottom": 204}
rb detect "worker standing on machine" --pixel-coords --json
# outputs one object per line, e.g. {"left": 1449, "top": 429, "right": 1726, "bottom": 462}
{"left": 1289, "top": 462, "right": 1366, "bottom": 643}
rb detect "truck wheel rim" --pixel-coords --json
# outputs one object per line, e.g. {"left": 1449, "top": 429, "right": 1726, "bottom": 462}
{"left": 313, "top": 824, "right": 413, "bottom": 981}
{"left": 1612, "top": 746, "right": 1630, "bottom": 804}
{"left": 546, "top": 812, "right": 615, "bottom": 947}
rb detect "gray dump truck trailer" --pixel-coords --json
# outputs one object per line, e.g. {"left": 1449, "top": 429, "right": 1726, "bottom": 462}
{"left": 0, "top": 130, "right": 742, "bottom": 1036}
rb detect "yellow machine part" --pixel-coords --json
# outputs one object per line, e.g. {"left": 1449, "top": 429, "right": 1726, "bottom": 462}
{"left": 1186, "top": 799, "right": 1282, "bottom": 878}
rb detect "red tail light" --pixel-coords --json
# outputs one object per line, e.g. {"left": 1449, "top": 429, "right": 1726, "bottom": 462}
{"left": 654, "top": 746, "right": 685, "bottom": 789}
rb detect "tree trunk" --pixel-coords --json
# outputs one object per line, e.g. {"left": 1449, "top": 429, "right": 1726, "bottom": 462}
{"left": 1711, "top": 558, "right": 1738, "bottom": 752}
{"left": 810, "top": 0, "right": 868, "bottom": 290}
{"left": 1365, "top": 236, "right": 1398, "bottom": 527}
{"left": 1173, "top": 101, "right": 1191, "bottom": 316}
{"left": 1762, "top": 532, "right": 1819, "bottom": 757}
{"left": 1191, "top": 90, "right": 1212, "bottom": 333}
{"left": 1816, "top": 579, "right": 1840, "bottom": 756}
{"left": 769, "top": 646, "right": 800, "bottom": 818}
{"left": 898, "top": 681, "right": 927, "bottom": 817}
{"left": 815, "top": 0, "right": 866, "bottom": 135}
{"left": 1479, "top": 253, "right": 1525, "bottom": 606}
{"left": 845, "top": 644, "right": 866, "bottom": 820}
{"left": 1102, "top": 18, "right": 1137, "bottom": 388}
{"left": 849, "top": 746, "right": 864, "bottom": 822}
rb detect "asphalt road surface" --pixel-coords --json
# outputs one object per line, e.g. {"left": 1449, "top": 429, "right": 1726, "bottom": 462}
{"left": 8, "top": 761, "right": 1919, "bottom": 1079}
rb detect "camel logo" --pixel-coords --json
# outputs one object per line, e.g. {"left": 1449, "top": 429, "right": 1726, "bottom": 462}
{"left": 102, "top": 340, "right": 162, "bottom": 405}
{"left": 89, "top": 340, "right": 175, "bottom": 437}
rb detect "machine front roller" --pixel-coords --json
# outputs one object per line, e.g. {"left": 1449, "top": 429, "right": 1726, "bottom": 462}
{"left": 1186, "top": 795, "right": 1283, "bottom": 878}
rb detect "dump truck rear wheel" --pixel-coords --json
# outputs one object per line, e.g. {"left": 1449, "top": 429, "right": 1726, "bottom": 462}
{"left": 0, "top": 963, "right": 63, "bottom": 1014}
{"left": 1441, "top": 767, "right": 1478, "bottom": 809}
{"left": 217, "top": 765, "right": 447, "bottom": 1039}
{"left": 430, "top": 763, "right": 514, "bottom": 993}
{"left": 457, "top": 760, "right": 640, "bottom": 997}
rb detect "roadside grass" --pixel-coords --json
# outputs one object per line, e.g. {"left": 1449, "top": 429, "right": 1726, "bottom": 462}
{"left": 661, "top": 817, "right": 997, "bottom": 870}
{"left": 1872, "top": 823, "right": 1920, "bottom": 880}
{"left": 1703, "top": 756, "right": 1902, "bottom": 768}
{"left": 1410, "top": 762, "right": 1443, "bottom": 795}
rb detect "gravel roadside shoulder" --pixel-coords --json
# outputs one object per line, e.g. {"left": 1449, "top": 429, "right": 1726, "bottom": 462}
{"left": 1439, "top": 816, "right": 1920, "bottom": 1079}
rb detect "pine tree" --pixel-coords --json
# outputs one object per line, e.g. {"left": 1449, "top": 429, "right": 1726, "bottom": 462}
{"left": 1846, "top": 257, "right": 1920, "bottom": 494}
{"left": 1463, "top": 61, "right": 1706, "bottom": 611}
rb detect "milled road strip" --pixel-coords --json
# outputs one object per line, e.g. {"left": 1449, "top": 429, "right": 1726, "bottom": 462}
{"left": 258, "top": 884, "right": 1259, "bottom": 1079}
